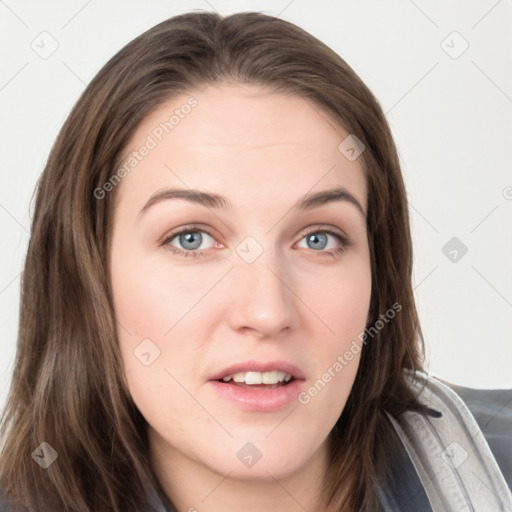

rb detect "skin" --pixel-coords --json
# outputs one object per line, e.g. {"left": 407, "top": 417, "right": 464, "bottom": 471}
{"left": 109, "top": 82, "right": 371, "bottom": 512}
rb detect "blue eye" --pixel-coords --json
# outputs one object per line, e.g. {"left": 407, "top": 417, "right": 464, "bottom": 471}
{"left": 298, "top": 228, "right": 350, "bottom": 258}
{"left": 162, "top": 225, "right": 350, "bottom": 259}
{"left": 163, "top": 228, "right": 216, "bottom": 257}
{"left": 298, "top": 231, "right": 339, "bottom": 252}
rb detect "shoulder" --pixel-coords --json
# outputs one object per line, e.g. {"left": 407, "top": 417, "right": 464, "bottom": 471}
{"left": 437, "top": 377, "right": 512, "bottom": 492}
{"left": 382, "top": 371, "right": 512, "bottom": 511}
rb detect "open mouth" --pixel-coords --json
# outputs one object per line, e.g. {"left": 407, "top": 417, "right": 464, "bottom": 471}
{"left": 216, "top": 378, "right": 296, "bottom": 390}
{"left": 215, "top": 370, "right": 296, "bottom": 390}
{"left": 208, "top": 369, "right": 304, "bottom": 412}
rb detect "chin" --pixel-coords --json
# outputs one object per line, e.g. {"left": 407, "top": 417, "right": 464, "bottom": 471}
{"left": 201, "top": 436, "right": 318, "bottom": 481}
{"left": 217, "top": 457, "right": 305, "bottom": 482}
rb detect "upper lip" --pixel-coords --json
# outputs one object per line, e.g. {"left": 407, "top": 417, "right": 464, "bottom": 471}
{"left": 209, "top": 360, "right": 306, "bottom": 381}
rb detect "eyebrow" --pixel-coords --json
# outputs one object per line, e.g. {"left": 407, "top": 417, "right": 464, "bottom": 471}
{"left": 138, "top": 186, "right": 366, "bottom": 218}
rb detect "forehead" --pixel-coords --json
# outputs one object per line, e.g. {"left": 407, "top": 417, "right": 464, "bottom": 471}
{"left": 114, "top": 82, "right": 367, "bottom": 213}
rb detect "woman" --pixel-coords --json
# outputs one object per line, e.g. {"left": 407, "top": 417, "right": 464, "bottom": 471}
{"left": 0, "top": 11, "right": 510, "bottom": 512}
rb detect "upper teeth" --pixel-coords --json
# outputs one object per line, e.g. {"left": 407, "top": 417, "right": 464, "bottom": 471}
{"left": 222, "top": 371, "right": 293, "bottom": 384}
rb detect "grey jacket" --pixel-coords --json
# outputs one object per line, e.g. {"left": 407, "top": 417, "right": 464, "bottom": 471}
{"left": 377, "top": 372, "right": 512, "bottom": 511}
{"left": 1, "top": 373, "right": 511, "bottom": 511}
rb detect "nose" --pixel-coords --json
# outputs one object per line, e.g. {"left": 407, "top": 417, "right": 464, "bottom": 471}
{"left": 226, "top": 244, "right": 299, "bottom": 339}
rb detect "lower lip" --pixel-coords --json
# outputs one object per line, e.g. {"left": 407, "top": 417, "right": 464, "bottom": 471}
{"left": 208, "top": 379, "right": 305, "bottom": 412}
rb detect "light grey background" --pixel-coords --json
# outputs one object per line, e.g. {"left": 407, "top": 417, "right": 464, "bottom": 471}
{"left": 1, "top": 0, "right": 511, "bottom": 414}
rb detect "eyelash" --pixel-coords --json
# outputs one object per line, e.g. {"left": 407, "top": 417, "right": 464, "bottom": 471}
{"left": 161, "top": 224, "right": 351, "bottom": 259}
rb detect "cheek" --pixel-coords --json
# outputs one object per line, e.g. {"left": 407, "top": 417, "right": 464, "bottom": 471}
{"left": 111, "top": 258, "right": 209, "bottom": 430}
{"left": 300, "top": 254, "right": 371, "bottom": 401}
{"left": 305, "top": 253, "right": 372, "bottom": 344}
{"left": 125, "top": 365, "right": 201, "bottom": 435}
{"left": 110, "top": 245, "right": 225, "bottom": 412}
{"left": 110, "top": 245, "right": 218, "bottom": 344}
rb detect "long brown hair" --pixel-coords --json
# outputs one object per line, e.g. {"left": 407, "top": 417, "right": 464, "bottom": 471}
{"left": 0, "top": 11, "right": 427, "bottom": 511}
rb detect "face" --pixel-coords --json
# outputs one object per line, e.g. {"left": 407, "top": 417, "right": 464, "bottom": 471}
{"left": 109, "top": 82, "right": 371, "bottom": 483}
